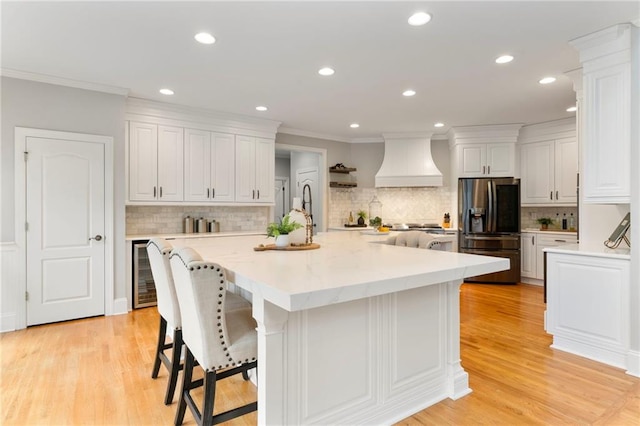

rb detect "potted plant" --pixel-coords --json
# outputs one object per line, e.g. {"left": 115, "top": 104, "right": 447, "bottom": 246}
{"left": 266, "top": 214, "right": 304, "bottom": 247}
{"left": 356, "top": 210, "right": 367, "bottom": 226}
{"left": 537, "top": 217, "right": 553, "bottom": 230}
{"left": 369, "top": 216, "right": 382, "bottom": 229}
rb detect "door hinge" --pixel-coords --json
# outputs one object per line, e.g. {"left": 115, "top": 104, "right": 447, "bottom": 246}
{"left": 25, "top": 222, "right": 29, "bottom": 231}
{"left": 25, "top": 291, "right": 29, "bottom": 302}
{"left": 24, "top": 151, "right": 29, "bottom": 161}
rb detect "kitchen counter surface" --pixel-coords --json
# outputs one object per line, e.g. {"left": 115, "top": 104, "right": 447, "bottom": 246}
{"left": 170, "top": 231, "right": 506, "bottom": 312}
{"left": 544, "top": 242, "right": 630, "bottom": 260}
{"left": 522, "top": 228, "right": 578, "bottom": 235}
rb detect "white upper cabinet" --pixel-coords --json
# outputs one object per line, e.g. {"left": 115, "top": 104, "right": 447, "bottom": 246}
{"left": 184, "top": 129, "right": 235, "bottom": 202}
{"left": 235, "top": 135, "right": 275, "bottom": 203}
{"left": 129, "top": 122, "right": 183, "bottom": 201}
{"left": 571, "top": 24, "right": 634, "bottom": 204}
{"left": 521, "top": 137, "right": 577, "bottom": 205}
{"left": 449, "top": 124, "right": 521, "bottom": 179}
{"left": 457, "top": 143, "right": 515, "bottom": 177}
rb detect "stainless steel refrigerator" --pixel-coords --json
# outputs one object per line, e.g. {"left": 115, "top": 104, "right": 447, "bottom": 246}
{"left": 458, "top": 177, "right": 521, "bottom": 284}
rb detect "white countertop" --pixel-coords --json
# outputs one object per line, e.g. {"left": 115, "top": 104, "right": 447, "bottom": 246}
{"left": 522, "top": 228, "right": 578, "bottom": 236}
{"left": 170, "top": 231, "right": 508, "bottom": 312}
{"left": 543, "top": 242, "right": 630, "bottom": 260}
{"left": 126, "top": 230, "right": 264, "bottom": 241}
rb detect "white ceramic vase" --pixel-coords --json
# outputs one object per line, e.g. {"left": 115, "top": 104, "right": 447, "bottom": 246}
{"left": 275, "top": 234, "right": 290, "bottom": 247}
{"left": 288, "top": 197, "right": 308, "bottom": 245}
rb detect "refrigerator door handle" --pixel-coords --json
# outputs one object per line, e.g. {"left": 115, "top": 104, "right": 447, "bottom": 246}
{"left": 487, "top": 181, "right": 494, "bottom": 233}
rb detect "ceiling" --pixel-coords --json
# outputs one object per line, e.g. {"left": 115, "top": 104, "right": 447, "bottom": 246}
{"left": 2, "top": 1, "right": 638, "bottom": 142}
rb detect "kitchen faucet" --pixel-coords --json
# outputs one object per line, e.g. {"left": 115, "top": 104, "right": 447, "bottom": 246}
{"left": 302, "top": 184, "right": 313, "bottom": 243}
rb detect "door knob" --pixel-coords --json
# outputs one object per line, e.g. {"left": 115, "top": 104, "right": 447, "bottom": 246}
{"left": 89, "top": 235, "right": 103, "bottom": 241}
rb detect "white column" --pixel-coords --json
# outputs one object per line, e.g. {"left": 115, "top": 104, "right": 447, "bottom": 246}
{"left": 446, "top": 280, "right": 471, "bottom": 399}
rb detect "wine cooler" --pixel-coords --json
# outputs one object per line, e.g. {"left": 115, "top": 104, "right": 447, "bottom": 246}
{"left": 133, "top": 241, "right": 157, "bottom": 308}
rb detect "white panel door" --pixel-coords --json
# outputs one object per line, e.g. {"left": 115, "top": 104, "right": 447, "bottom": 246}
{"left": 458, "top": 144, "right": 485, "bottom": 177}
{"left": 486, "top": 143, "right": 515, "bottom": 176}
{"left": 26, "top": 137, "right": 105, "bottom": 325}
{"left": 521, "top": 233, "right": 537, "bottom": 278}
{"left": 296, "top": 167, "right": 320, "bottom": 233}
{"left": 157, "top": 125, "right": 184, "bottom": 201}
{"left": 521, "top": 141, "right": 554, "bottom": 204}
{"left": 211, "top": 132, "right": 235, "bottom": 201}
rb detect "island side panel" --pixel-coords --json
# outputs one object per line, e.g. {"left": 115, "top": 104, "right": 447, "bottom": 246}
{"left": 282, "top": 282, "right": 466, "bottom": 425}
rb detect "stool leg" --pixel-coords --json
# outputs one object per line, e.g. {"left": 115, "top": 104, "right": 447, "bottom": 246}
{"left": 164, "top": 328, "right": 183, "bottom": 405}
{"left": 201, "top": 370, "right": 216, "bottom": 426}
{"left": 152, "top": 316, "right": 167, "bottom": 379}
{"left": 174, "top": 347, "right": 194, "bottom": 426}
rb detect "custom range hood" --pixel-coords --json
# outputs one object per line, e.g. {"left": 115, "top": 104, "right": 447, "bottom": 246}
{"left": 375, "top": 133, "right": 443, "bottom": 187}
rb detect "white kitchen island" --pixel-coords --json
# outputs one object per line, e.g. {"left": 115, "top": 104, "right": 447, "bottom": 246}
{"left": 171, "top": 232, "right": 508, "bottom": 425}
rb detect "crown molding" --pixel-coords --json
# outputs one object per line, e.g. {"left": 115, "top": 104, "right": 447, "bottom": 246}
{"left": 277, "top": 126, "right": 352, "bottom": 143}
{"left": 1, "top": 68, "right": 129, "bottom": 96}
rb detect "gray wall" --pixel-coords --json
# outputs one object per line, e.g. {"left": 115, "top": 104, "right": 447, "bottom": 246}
{"left": 1, "top": 77, "right": 127, "bottom": 303}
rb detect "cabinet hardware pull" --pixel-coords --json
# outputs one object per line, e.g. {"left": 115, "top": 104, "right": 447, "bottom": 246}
{"left": 556, "top": 190, "right": 558, "bottom": 200}
{"left": 550, "top": 191, "right": 553, "bottom": 200}
{"left": 554, "top": 239, "right": 566, "bottom": 243}
{"left": 160, "top": 187, "right": 163, "bottom": 198}
{"left": 207, "top": 188, "right": 210, "bottom": 198}
{"left": 482, "top": 165, "right": 486, "bottom": 174}
{"left": 252, "top": 189, "right": 255, "bottom": 199}
{"left": 257, "top": 189, "right": 260, "bottom": 199}
{"left": 154, "top": 186, "right": 157, "bottom": 198}
{"left": 532, "top": 236, "right": 535, "bottom": 245}
{"left": 488, "top": 165, "right": 491, "bottom": 174}
{"left": 212, "top": 188, "right": 215, "bottom": 198}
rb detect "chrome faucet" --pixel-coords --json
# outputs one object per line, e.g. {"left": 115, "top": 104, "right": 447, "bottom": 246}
{"left": 302, "top": 184, "right": 313, "bottom": 243}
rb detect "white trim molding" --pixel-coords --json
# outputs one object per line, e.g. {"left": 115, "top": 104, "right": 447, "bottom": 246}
{"left": 0, "top": 242, "right": 19, "bottom": 332}
{"left": 1, "top": 68, "right": 129, "bottom": 96}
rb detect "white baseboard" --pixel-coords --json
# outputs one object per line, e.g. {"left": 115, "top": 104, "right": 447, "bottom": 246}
{"left": 627, "top": 350, "right": 640, "bottom": 377}
{"left": 520, "top": 277, "right": 543, "bottom": 286}
{"left": 111, "top": 298, "right": 129, "bottom": 315}
{"left": 0, "top": 313, "right": 16, "bottom": 333}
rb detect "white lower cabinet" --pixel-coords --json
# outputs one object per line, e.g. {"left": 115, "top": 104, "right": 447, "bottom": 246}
{"left": 520, "top": 231, "right": 577, "bottom": 282}
{"left": 546, "top": 248, "right": 630, "bottom": 371}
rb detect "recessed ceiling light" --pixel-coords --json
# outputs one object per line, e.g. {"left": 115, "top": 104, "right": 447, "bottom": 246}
{"left": 434, "top": 122, "right": 445, "bottom": 128}
{"left": 194, "top": 32, "right": 216, "bottom": 45}
{"left": 539, "top": 77, "right": 556, "bottom": 85}
{"left": 408, "top": 12, "right": 432, "bottom": 26}
{"left": 403, "top": 89, "right": 416, "bottom": 97}
{"left": 256, "top": 106, "right": 268, "bottom": 112}
{"left": 495, "top": 55, "right": 514, "bottom": 64}
{"left": 566, "top": 106, "right": 577, "bottom": 112}
{"left": 350, "top": 123, "right": 360, "bottom": 128}
{"left": 159, "top": 88, "right": 174, "bottom": 95}
{"left": 318, "top": 67, "right": 335, "bottom": 76}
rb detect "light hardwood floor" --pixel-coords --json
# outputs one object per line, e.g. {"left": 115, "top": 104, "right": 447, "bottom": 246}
{"left": 1, "top": 283, "right": 638, "bottom": 425}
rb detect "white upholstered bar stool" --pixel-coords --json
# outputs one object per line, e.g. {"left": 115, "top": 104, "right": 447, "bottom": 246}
{"left": 386, "top": 231, "right": 441, "bottom": 249}
{"left": 170, "top": 247, "right": 257, "bottom": 426}
{"left": 147, "top": 238, "right": 251, "bottom": 405}
{"left": 147, "top": 238, "right": 185, "bottom": 405}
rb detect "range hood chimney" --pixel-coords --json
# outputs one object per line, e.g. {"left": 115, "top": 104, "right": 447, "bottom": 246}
{"left": 375, "top": 132, "right": 443, "bottom": 187}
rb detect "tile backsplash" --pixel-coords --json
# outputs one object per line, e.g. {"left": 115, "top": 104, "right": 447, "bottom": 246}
{"left": 126, "top": 206, "right": 270, "bottom": 235}
{"left": 521, "top": 206, "right": 578, "bottom": 230}
{"left": 329, "top": 186, "right": 453, "bottom": 227}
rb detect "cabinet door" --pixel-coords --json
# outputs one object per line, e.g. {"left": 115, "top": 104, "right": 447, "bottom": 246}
{"left": 210, "top": 133, "right": 235, "bottom": 202}
{"left": 458, "top": 144, "right": 486, "bottom": 177}
{"left": 536, "top": 234, "right": 577, "bottom": 279}
{"left": 184, "top": 128, "right": 211, "bottom": 202}
{"left": 486, "top": 143, "right": 515, "bottom": 177}
{"left": 129, "top": 122, "right": 158, "bottom": 201}
{"left": 521, "top": 141, "right": 554, "bottom": 204}
{"left": 254, "top": 137, "right": 275, "bottom": 202}
{"left": 157, "top": 126, "right": 184, "bottom": 201}
{"left": 235, "top": 135, "right": 257, "bottom": 202}
{"left": 554, "top": 137, "right": 578, "bottom": 203}
{"left": 521, "top": 233, "right": 537, "bottom": 278}
{"left": 583, "top": 62, "right": 630, "bottom": 203}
